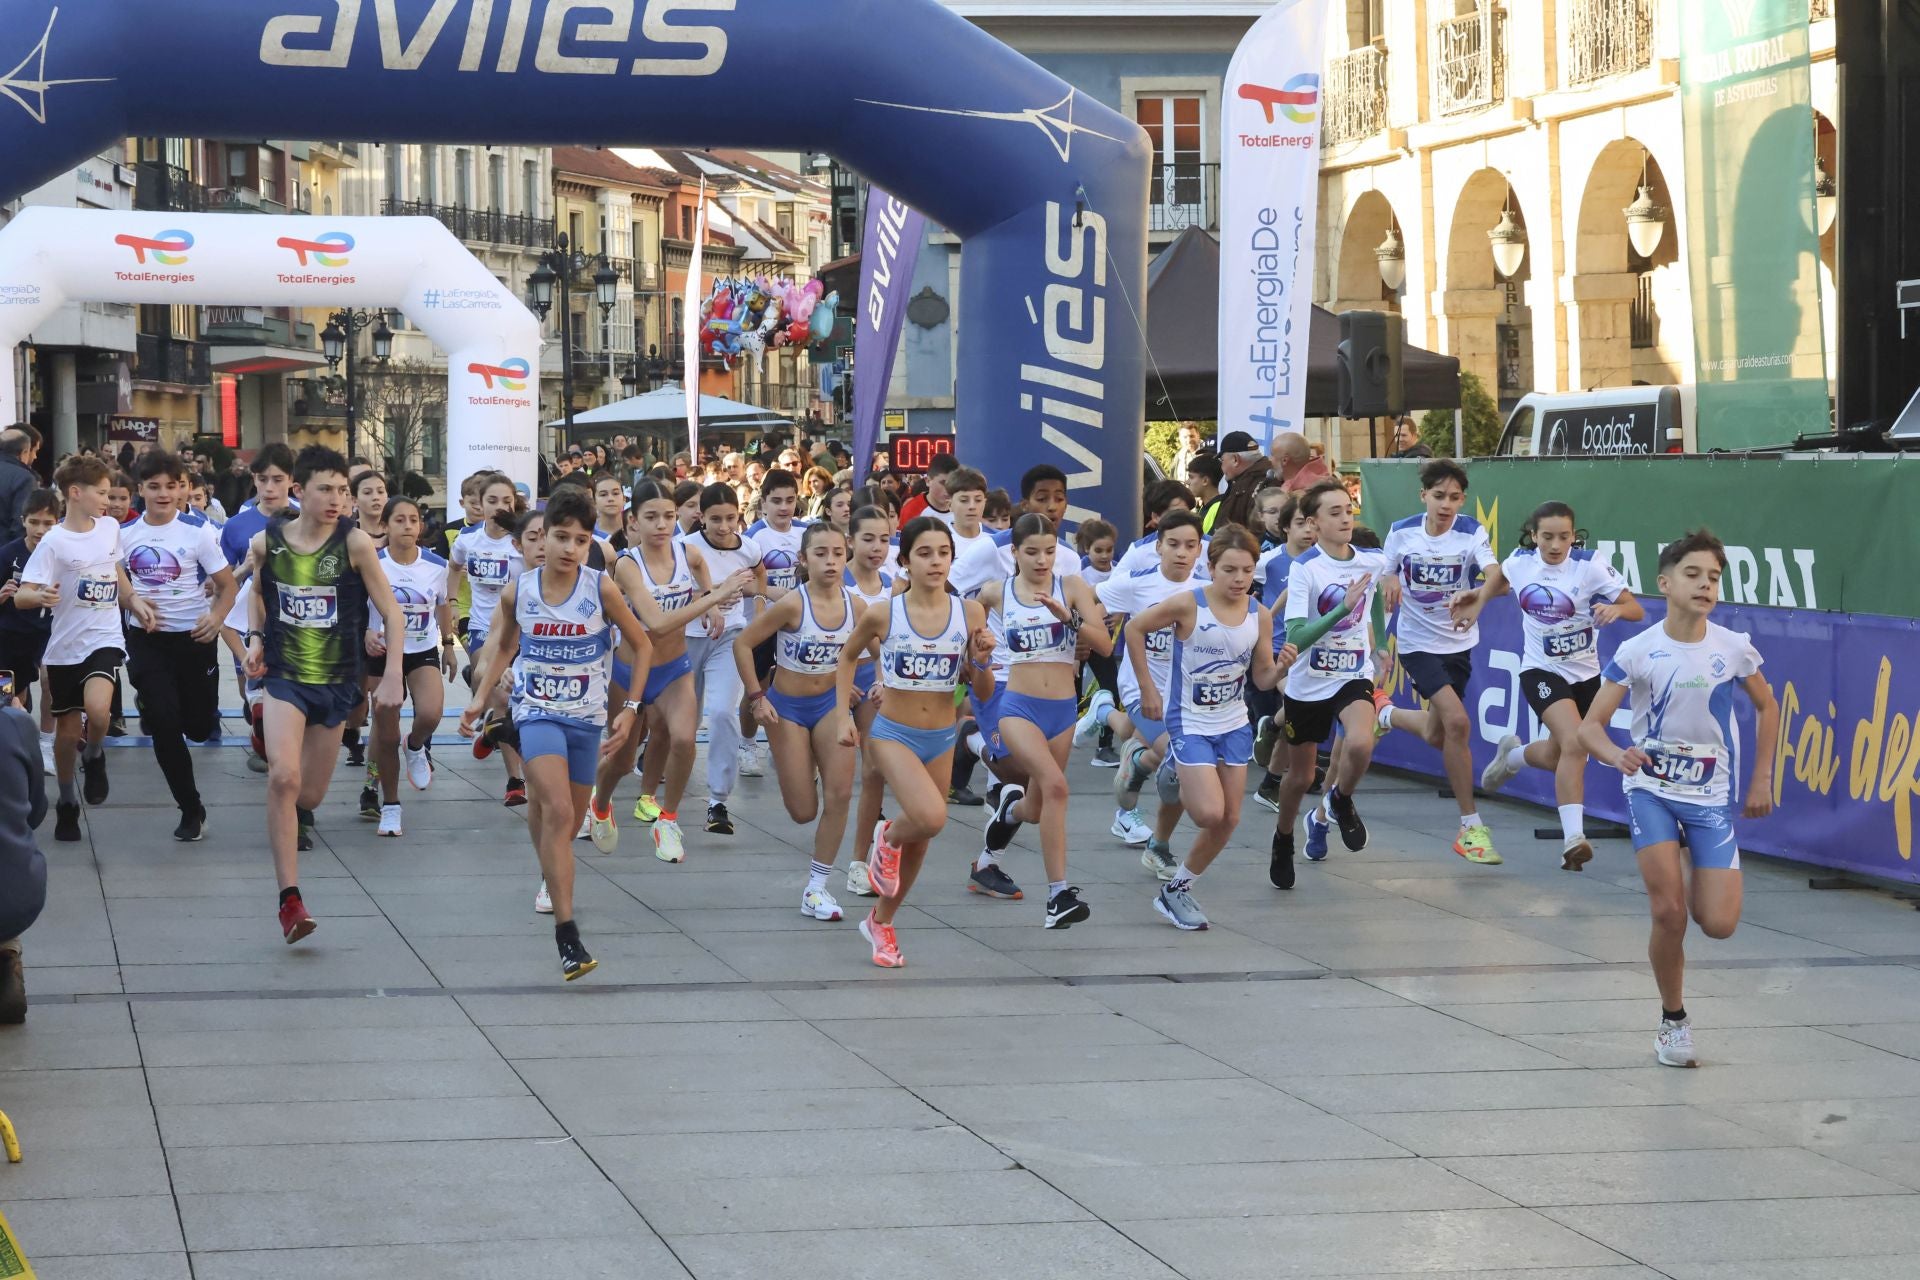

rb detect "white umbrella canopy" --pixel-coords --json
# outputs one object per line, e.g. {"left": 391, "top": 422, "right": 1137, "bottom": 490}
{"left": 548, "top": 382, "right": 791, "bottom": 432}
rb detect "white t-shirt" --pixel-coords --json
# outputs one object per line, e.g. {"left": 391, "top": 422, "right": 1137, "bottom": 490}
{"left": 224, "top": 578, "right": 254, "bottom": 633}
{"left": 947, "top": 526, "right": 1001, "bottom": 597}
{"left": 450, "top": 525, "right": 521, "bottom": 636}
{"left": 747, "top": 519, "right": 805, "bottom": 595}
{"left": 120, "top": 513, "right": 228, "bottom": 634}
{"left": 1096, "top": 568, "right": 1197, "bottom": 711}
{"left": 1502, "top": 548, "right": 1628, "bottom": 682}
{"left": 1116, "top": 532, "right": 1210, "bottom": 581}
{"left": 1603, "top": 620, "right": 1763, "bottom": 808}
{"left": 1283, "top": 545, "right": 1390, "bottom": 702}
{"left": 21, "top": 519, "right": 125, "bottom": 665}
{"left": 1079, "top": 558, "right": 1113, "bottom": 589}
{"left": 683, "top": 530, "right": 761, "bottom": 633}
{"left": 379, "top": 548, "right": 452, "bottom": 654}
{"left": 1383, "top": 514, "right": 1498, "bottom": 656}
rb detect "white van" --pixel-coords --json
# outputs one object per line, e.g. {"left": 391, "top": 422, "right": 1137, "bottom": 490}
{"left": 1495, "top": 386, "right": 1691, "bottom": 457}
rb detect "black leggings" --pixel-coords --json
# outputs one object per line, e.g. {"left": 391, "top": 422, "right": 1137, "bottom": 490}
{"left": 126, "top": 630, "right": 220, "bottom": 812}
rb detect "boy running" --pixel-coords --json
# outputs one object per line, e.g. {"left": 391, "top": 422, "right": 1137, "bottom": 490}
{"left": 447, "top": 473, "right": 528, "bottom": 805}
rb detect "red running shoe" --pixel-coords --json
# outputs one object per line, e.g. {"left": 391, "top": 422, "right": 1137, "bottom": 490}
{"left": 867, "top": 820, "right": 902, "bottom": 898}
{"left": 471, "top": 710, "right": 502, "bottom": 760}
{"left": 503, "top": 778, "right": 528, "bottom": 808}
{"left": 278, "top": 894, "right": 317, "bottom": 945}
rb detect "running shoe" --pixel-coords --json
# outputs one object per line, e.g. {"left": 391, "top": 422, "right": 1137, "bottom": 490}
{"left": 845, "top": 860, "right": 877, "bottom": 897}
{"left": 867, "top": 820, "right": 902, "bottom": 897}
{"left": 1091, "top": 743, "right": 1120, "bottom": 768}
{"left": 984, "top": 784, "right": 1024, "bottom": 852}
{"left": 107, "top": 715, "right": 127, "bottom": 738}
{"left": 345, "top": 737, "right": 366, "bottom": 768}
{"left": 377, "top": 804, "right": 403, "bottom": 838}
{"left": 1373, "top": 691, "right": 1396, "bottom": 739}
{"left": 53, "top": 801, "right": 80, "bottom": 843}
{"left": 1303, "top": 802, "right": 1331, "bottom": 862}
{"left": 1154, "top": 883, "right": 1210, "bottom": 930}
{"left": 968, "top": 862, "right": 1024, "bottom": 900}
{"left": 1328, "top": 788, "right": 1368, "bottom": 852}
{"left": 1270, "top": 830, "right": 1296, "bottom": 890}
{"left": 576, "top": 810, "right": 592, "bottom": 840}
{"left": 359, "top": 784, "right": 381, "bottom": 820}
{"left": 1253, "top": 774, "right": 1281, "bottom": 813}
{"left": 1112, "top": 740, "right": 1148, "bottom": 806}
{"left": 1453, "top": 823, "right": 1502, "bottom": 865}
{"left": 654, "top": 817, "right": 686, "bottom": 863}
{"left": 983, "top": 782, "right": 1003, "bottom": 814}
{"left": 590, "top": 801, "right": 620, "bottom": 853}
{"left": 858, "top": 911, "right": 904, "bottom": 968}
{"left": 246, "top": 746, "right": 268, "bottom": 774}
{"left": 1140, "top": 840, "right": 1177, "bottom": 880}
{"left": 705, "top": 801, "right": 734, "bottom": 835}
{"left": 947, "top": 785, "right": 985, "bottom": 807}
{"left": 38, "top": 736, "right": 54, "bottom": 777}
{"left": 559, "top": 935, "right": 598, "bottom": 981}
{"left": 404, "top": 743, "right": 433, "bottom": 791}
{"left": 1252, "top": 714, "right": 1279, "bottom": 767}
{"left": 278, "top": 893, "right": 316, "bottom": 944}
{"left": 534, "top": 881, "right": 553, "bottom": 913}
{"left": 471, "top": 711, "right": 501, "bottom": 759}
{"left": 172, "top": 806, "right": 205, "bottom": 843}
{"left": 81, "top": 751, "right": 108, "bottom": 805}
{"left": 1480, "top": 733, "right": 1524, "bottom": 793}
{"left": 632, "top": 793, "right": 662, "bottom": 824}
{"left": 1656, "top": 1017, "right": 1697, "bottom": 1068}
{"left": 503, "top": 778, "right": 527, "bottom": 808}
{"left": 296, "top": 806, "right": 315, "bottom": 853}
{"left": 1110, "top": 807, "right": 1152, "bottom": 846}
{"left": 1561, "top": 835, "right": 1594, "bottom": 873}
{"left": 737, "top": 742, "right": 765, "bottom": 777}
{"left": 801, "top": 886, "right": 844, "bottom": 921}
{"left": 1074, "top": 689, "right": 1114, "bottom": 746}
{"left": 1044, "top": 885, "right": 1091, "bottom": 929}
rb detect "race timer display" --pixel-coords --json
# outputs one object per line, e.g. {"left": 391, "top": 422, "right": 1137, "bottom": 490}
{"left": 888, "top": 434, "right": 956, "bottom": 475}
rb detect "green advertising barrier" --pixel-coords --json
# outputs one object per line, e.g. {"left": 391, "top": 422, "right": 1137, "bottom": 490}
{"left": 1357, "top": 454, "right": 1920, "bottom": 619}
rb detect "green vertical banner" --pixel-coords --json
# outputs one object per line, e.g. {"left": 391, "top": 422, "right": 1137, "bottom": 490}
{"left": 1680, "top": 0, "right": 1829, "bottom": 450}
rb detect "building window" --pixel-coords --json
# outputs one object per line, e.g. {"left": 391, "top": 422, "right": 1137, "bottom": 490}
{"left": 489, "top": 153, "right": 507, "bottom": 211}
{"left": 420, "top": 145, "right": 439, "bottom": 204}
{"left": 680, "top": 206, "right": 694, "bottom": 239}
{"left": 777, "top": 205, "right": 795, "bottom": 243}
{"left": 1137, "top": 94, "right": 1209, "bottom": 230}
{"left": 568, "top": 211, "right": 585, "bottom": 249}
{"left": 384, "top": 147, "right": 403, "bottom": 203}
{"left": 454, "top": 148, "right": 472, "bottom": 209}
{"left": 522, "top": 158, "right": 540, "bottom": 217}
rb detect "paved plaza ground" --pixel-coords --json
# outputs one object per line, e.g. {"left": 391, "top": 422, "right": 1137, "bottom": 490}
{"left": 2, "top": 727, "right": 1918, "bottom": 1278}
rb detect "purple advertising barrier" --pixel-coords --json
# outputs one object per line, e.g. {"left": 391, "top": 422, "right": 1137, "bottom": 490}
{"left": 851, "top": 190, "right": 927, "bottom": 488}
{"left": 1373, "top": 600, "right": 1920, "bottom": 885}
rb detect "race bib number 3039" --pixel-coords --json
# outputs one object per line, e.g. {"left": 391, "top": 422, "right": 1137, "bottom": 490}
{"left": 277, "top": 584, "right": 338, "bottom": 628}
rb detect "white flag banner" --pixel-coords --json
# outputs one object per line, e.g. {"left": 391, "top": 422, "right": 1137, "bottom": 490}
{"left": 685, "top": 178, "right": 707, "bottom": 460}
{"left": 1218, "top": 0, "right": 1328, "bottom": 447}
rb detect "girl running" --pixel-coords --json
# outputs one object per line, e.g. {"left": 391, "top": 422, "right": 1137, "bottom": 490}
{"left": 1478, "top": 501, "right": 1643, "bottom": 869}
{"left": 842, "top": 504, "right": 896, "bottom": 898}
{"left": 458, "top": 489, "right": 654, "bottom": 982}
{"left": 972, "top": 514, "right": 1111, "bottom": 928}
{"left": 1125, "top": 526, "right": 1297, "bottom": 930}
{"left": 832, "top": 517, "right": 996, "bottom": 967}
{"left": 366, "top": 497, "right": 456, "bottom": 838}
{"left": 734, "top": 523, "right": 864, "bottom": 922}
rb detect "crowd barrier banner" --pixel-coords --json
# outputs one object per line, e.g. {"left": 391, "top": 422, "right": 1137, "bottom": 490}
{"left": 1372, "top": 597, "right": 1920, "bottom": 885}
{"left": 1358, "top": 455, "right": 1920, "bottom": 619}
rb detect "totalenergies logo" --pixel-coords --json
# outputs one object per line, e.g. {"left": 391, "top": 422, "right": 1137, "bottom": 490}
{"left": 1239, "top": 74, "right": 1319, "bottom": 125}
{"left": 469, "top": 358, "right": 530, "bottom": 391}
{"left": 277, "top": 231, "right": 354, "bottom": 267}
{"left": 114, "top": 229, "right": 193, "bottom": 265}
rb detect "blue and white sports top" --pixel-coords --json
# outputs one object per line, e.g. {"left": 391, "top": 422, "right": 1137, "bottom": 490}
{"left": 377, "top": 547, "right": 450, "bottom": 654}
{"left": 1168, "top": 588, "right": 1259, "bottom": 736}
{"left": 510, "top": 567, "right": 614, "bottom": 728}
{"left": 848, "top": 571, "right": 893, "bottom": 668}
{"left": 776, "top": 586, "right": 854, "bottom": 677}
{"left": 999, "top": 573, "right": 1076, "bottom": 667}
{"left": 1603, "top": 620, "right": 1762, "bottom": 808}
{"left": 628, "top": 540, "right": 696, "bottom": 616}
{"left": 879, "top": 593, "right": 968, "bottom": 694}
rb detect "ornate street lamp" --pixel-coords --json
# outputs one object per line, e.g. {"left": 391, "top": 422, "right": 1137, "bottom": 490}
{"left": 1375, "top": 225, "right": 1406, "bottom": 292}
{"left": 1488, "top": 195, "right": 1527, "bottom": 280}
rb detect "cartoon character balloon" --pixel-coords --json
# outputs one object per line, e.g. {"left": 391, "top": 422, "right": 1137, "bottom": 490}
{"left": 809, "top": 290, "right": 840, "bottom": 344}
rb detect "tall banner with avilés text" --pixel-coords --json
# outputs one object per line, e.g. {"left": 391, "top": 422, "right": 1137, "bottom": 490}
{"left": 1680, "top": 0, "right": 1829, "bottom": 450}
{"left": 852, "top": 189, "right": 926, "bottom": 488}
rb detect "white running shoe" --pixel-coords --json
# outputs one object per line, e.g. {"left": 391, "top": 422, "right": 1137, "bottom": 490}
{"left": 577, "top": 810, "right": 592, "bottom": 840}
{"left": 653, "top": 817, "right": 686, "bottom": 863}
{"left": 1561, "top": 835, "right": 1594, "bottom": 872}
{"left": 801, "top": 886, "right": 844, "bottom": 921}
{"left": 845, "top": 860, "right": 877, "bottom": 897}
{"left": 376, "top": 804, "right": 402, "bottom": 838}
{"left": 534, "top": 881, "right": 553, "bottom": 914}
{"left": 589, "top": 803, "right": 620, "bottom": 854}
{"left": 39, "top": 735, "right": 55, "bottom": 777}
{"left": 1074, "top": 689, "right": 1114, "bottom": 746}
{"left": 1480, "top": 733, "right": 1524, "bottom": 793}
{"left": 1656, "top": 1017, "right": 1697, "bottom": 1068}
{"left": 404, "top": 743, "right": 433, "bottom": 791}
{"left": 1110, "top": 808, "right": 1152, "bottom": 846}
{"left": 737, "top": 742, "right": 764, "bottom": 777}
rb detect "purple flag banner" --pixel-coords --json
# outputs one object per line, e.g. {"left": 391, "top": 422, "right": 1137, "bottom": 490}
{"left": 1373, "top": 600, "right": 1920, "bottom": 885}
{"left": 852, "top": 189, "right": 926, "bottom": 488}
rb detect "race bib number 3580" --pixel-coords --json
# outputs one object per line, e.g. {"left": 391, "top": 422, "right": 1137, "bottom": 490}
{"left": 1309, "top": 645, "right": 1363, "bottom": 677}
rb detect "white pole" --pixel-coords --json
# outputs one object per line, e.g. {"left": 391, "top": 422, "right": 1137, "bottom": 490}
{"left": 1454, "top": 408, "right": 1465, "bottom": 457}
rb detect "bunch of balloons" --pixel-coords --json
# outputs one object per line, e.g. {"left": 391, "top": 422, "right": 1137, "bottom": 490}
{"left": 699, "top": 275, "right": 840, "bottom": 373}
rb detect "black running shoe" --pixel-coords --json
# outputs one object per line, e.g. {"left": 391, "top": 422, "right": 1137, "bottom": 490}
{"left": 345, "top": 740, "right": 366, "bottom": 768}
{"left": 984, "top": 784, "right": 1025, "bottom": 853}
{"left": 1092, "top": 744, "right": 1121, "bottom": 767}
{"left": 81, "top": 752, "right": 108, "bottom": 805}
{"left": 705, "top": 802, "right": 734, "bottom": 835}
{"left": 1254, "top": 774, "right": 1281, "bottom": 813}
{"left": 1269, "top": 830, "right": 1296, "bottom": 890}
{"left": 1044, "top": 885, "right": 1091, "bottom": 930}
{"left": 967, "top": 862, "right": 1024, "bottom": 899}
{"left": 947, "top": 785, "right": 984, "bottom": 807}
{"left": 559, "top": 936, "right": 598, "bottom": 982}
{"left": 1328, "top": 789, "right": 1368, "bottom": 852}
{"left": 173, "top": 807, "right": 205, "bottom": 843}
{"left": 359, "top": 785, "right": 381, "bottom": 820}
{"left": 106, "top": 716, "right": 127, "bottom": 738}
{"left": 297, "top": 805, "right": 315, "bottom": 853}
{"left": 53, "top": 802, "right": 81, "bottom": 843}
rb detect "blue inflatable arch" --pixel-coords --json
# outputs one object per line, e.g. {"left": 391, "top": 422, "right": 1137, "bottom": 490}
{"left": 0, "top": 0, "right": 1149, "bottom": 531}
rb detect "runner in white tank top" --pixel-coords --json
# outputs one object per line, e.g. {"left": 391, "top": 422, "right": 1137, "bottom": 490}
{"left": 843, "top": 504, "right": 900, "bottom": 901}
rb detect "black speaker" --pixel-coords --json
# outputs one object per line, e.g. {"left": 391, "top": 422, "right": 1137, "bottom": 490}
{"left": 1337, "top": 310, "right": 1405, "bottom": 418}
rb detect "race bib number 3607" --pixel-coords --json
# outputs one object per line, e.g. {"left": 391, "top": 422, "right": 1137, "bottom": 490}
{"left": 76, "top": 576, "right": 119, "bottom": 609}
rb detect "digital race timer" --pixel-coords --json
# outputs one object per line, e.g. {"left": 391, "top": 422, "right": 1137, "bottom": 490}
{"left": 888, "top": 433, "right": 956, "bottom": 475}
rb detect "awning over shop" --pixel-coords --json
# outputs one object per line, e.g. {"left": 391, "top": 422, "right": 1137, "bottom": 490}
{"left": 208, "top": 345, "right": 330, "bottom": 376}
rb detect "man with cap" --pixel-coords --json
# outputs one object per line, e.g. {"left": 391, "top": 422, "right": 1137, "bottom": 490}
{"left": 1212, "top": 429, "right": 1273, "bottom": 531}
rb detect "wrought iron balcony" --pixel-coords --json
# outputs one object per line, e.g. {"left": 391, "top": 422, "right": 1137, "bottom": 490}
{"left": 1149, "top": 161, "right": 1218, "bottom": 233}
{"left": 1566, "top": 0, "right": 1654, "bottom": 87}
{"left": 379, "top": 197, "right": 555, "bottom": 250}
{"left": 1325, "top": 46, "right": 1389, "bottom": 146}
{"left": 132, "top": 160, "right": 208, "bottom": 214}
{"left": 1433, "top": 6, "right": 1508, "bottom": 117}
{"left": 134, "top": 333, "right": 211, "bottom": 387}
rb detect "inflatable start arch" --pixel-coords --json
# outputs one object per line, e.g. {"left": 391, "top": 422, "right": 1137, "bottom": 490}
{"left": 0, "top": 0, "right": 1150, "bottom": 530}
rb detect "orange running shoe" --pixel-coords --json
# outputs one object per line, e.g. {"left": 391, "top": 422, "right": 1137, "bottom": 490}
{"left": 867, "top": 819, "right": 902, "bottom": 898}
{"left": 858, "top": 911, "right": 905, "bottom": 968}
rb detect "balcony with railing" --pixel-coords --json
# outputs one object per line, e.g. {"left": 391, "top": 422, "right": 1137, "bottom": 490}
{"left": 1324, "top": 46, "right": 1389, "bottom": 146}
{"left": 1434, "top": 6, "right": 1508, "bottom": 117}
{"left": 134, "top": 333, "right": 211, "bottom": 387}
{"left": 1149, "top": 162, "right": 1218, "bottom": 234}
{"left": 1566, "top": 0, "right": 1653, "bottom": 87}
{"left": 132, "top": 161, "right": 208, "bottom": 214}
{"left": 379, "top": 197, "right": 554, "bottom": 250}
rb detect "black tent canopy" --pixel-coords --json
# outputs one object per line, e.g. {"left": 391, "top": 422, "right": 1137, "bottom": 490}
{"left": 1144, "top": 225, "right": 1461, "bottom": 422}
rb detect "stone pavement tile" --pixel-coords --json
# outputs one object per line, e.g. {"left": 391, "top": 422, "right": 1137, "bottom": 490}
{"left": 118, "top": 951, "right": 442, "bottom": 994}
{"left": 0, "top": 1066, "right": 149, "bottom": 1110}
{"left": 1542, "top": 1196, "right": 1920, "bottom": 1269}
{"left": 847, "top": 1039, "right": 1238, "bottom": 1088}
{"left": 1437, "top": 1146, "right": 1907, "bottom": 1206}
{"left": 1349, "top": 1105, "right": 1774, "bottom": 1157}
{"left": 1700, "top": 1095, "right": 1920, "bottom": 1147}
{"left": 1516, "top": 1025, "right": 1906, "bottom": 1070}
{"left": 666, "top": 1221, "right": 1182, "bottom": 1280}
{"left": 1300, "top": 1272, "right": 1664, "bottom": 1280}
{"left": 1432, "top": 996, "right": 1778, "bottom": 1036}
{"left": 1119, "top": 1207, "right": 1629, "bottom": 1278}
{"left": 1597, "top": 1058, "right": 1920, "bottom": 1106}
{"left": 365, "top": 887, "right": 677, "bottom": 937}
{"left": 407, "top": 930, "right": 745, "bottom": 987}
{"left": 17, "top": 965, "right": 124, "bottom": 996}
{"left": 533, "top": 1084, "right": 948, "bottom": 1138}
{"left": 1129, "top": 1004, "right": 1574, "bottom": 1080}
{"left": 1281, "top": 1068, "right": 1661, "bottom": 1116}
{"left": 1660, "top": 1260, "right": 1920, "bottom": 1280}
{"left": 918, "top": 1079, "right": 1407, "bottom": 1166}
{"left": 692, "top": 925, "right": 1041, "bottom": 982}
{"left": 0, "top": 1194, "right": 185, "bottom": 1259}
{"left": 1030, "top": 1157, "right": 1510, "bottom": 1221}
{"left": 99, "top": 862, "right": 355, "bottom": 898}
{"left": 1235, "top": 918, "right": 1598, "bottom": 971}
{"left": 484, "top": 1017, "right": 857, "bottom": 1062}
{"left": 136, "top": 1023, "right": 501, "bottom": 1068}
{"left": 987, "top": 938, "right": 1323, "bottom": 979}
{"left": 1358, "top": 874, "right": 1652, "bottom": 919}
{"left": 582, "top": 1126, "right": 1013, "bottom": 1182}
{"left": 167, "top": 1137, "right": 593, "bottom": 1193}
{"left": 27, "top": 1255, "right": 192, "bottom": 1280}
{"left": 1363, "top": 969, "right": 1664, "bottom": 1007}
{"left": 0, "top": 1011, "right": 139, "bottom": 1071}
{"left": 1682, "top": 963, "right": 1920, "bottom": 1006}
{"left": 1819, "top": 1022, "right": 1920, "bottom": 1058}
{"left": 0, "top": 1002, "right": 127, "bottom": 1035}
{"left": 602, "top": 868, "right": 826, "bottom": 911}
{"left": 146, "top": 1058, "right": 529, "bottom": 1106}
{"left": 456, "top": 989, "right": 794, "bottom": 1026}
{"left": 621, "top": 1168, "right": 1089, "bottom": 1236}
{"left": 1081, "top": 976, "right": 1412, "bottom": 1021}
{"left": 1497, "top": 915, "right": 1857, "bottom": 963}
{"left": 768, "top": 981, "right": 1112, "bottom": 1022}
{"left": 128, "top": 993, "right": 469, "bottom": 1033}
{"left": 6, "top": 932, "right": 116, "bottom": 967}
{"left": 188, "top": 1234, "right": 692, "bottom": 1280}
{"left": 812, "top": 1013, "right": 1173, "bottom": 1057}
{"left": 512, "top": 1044, "right": 892, "bottom": 1099}
{"left": 156, "top": 1095, "right": 562, "bottom": 1147}
{"left": 1820, "top": 1141, "right": 1920, "bottom": 1191}
{"left": 659, "top": 904, "right": 943, "bottom": 934}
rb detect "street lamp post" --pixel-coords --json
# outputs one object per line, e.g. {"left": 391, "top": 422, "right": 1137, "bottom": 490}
{"left": 320, "top": 308, "right": 394, "bottom": 464}
{"left": 528, "top": 232, "right": 620, "bottom": 445}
